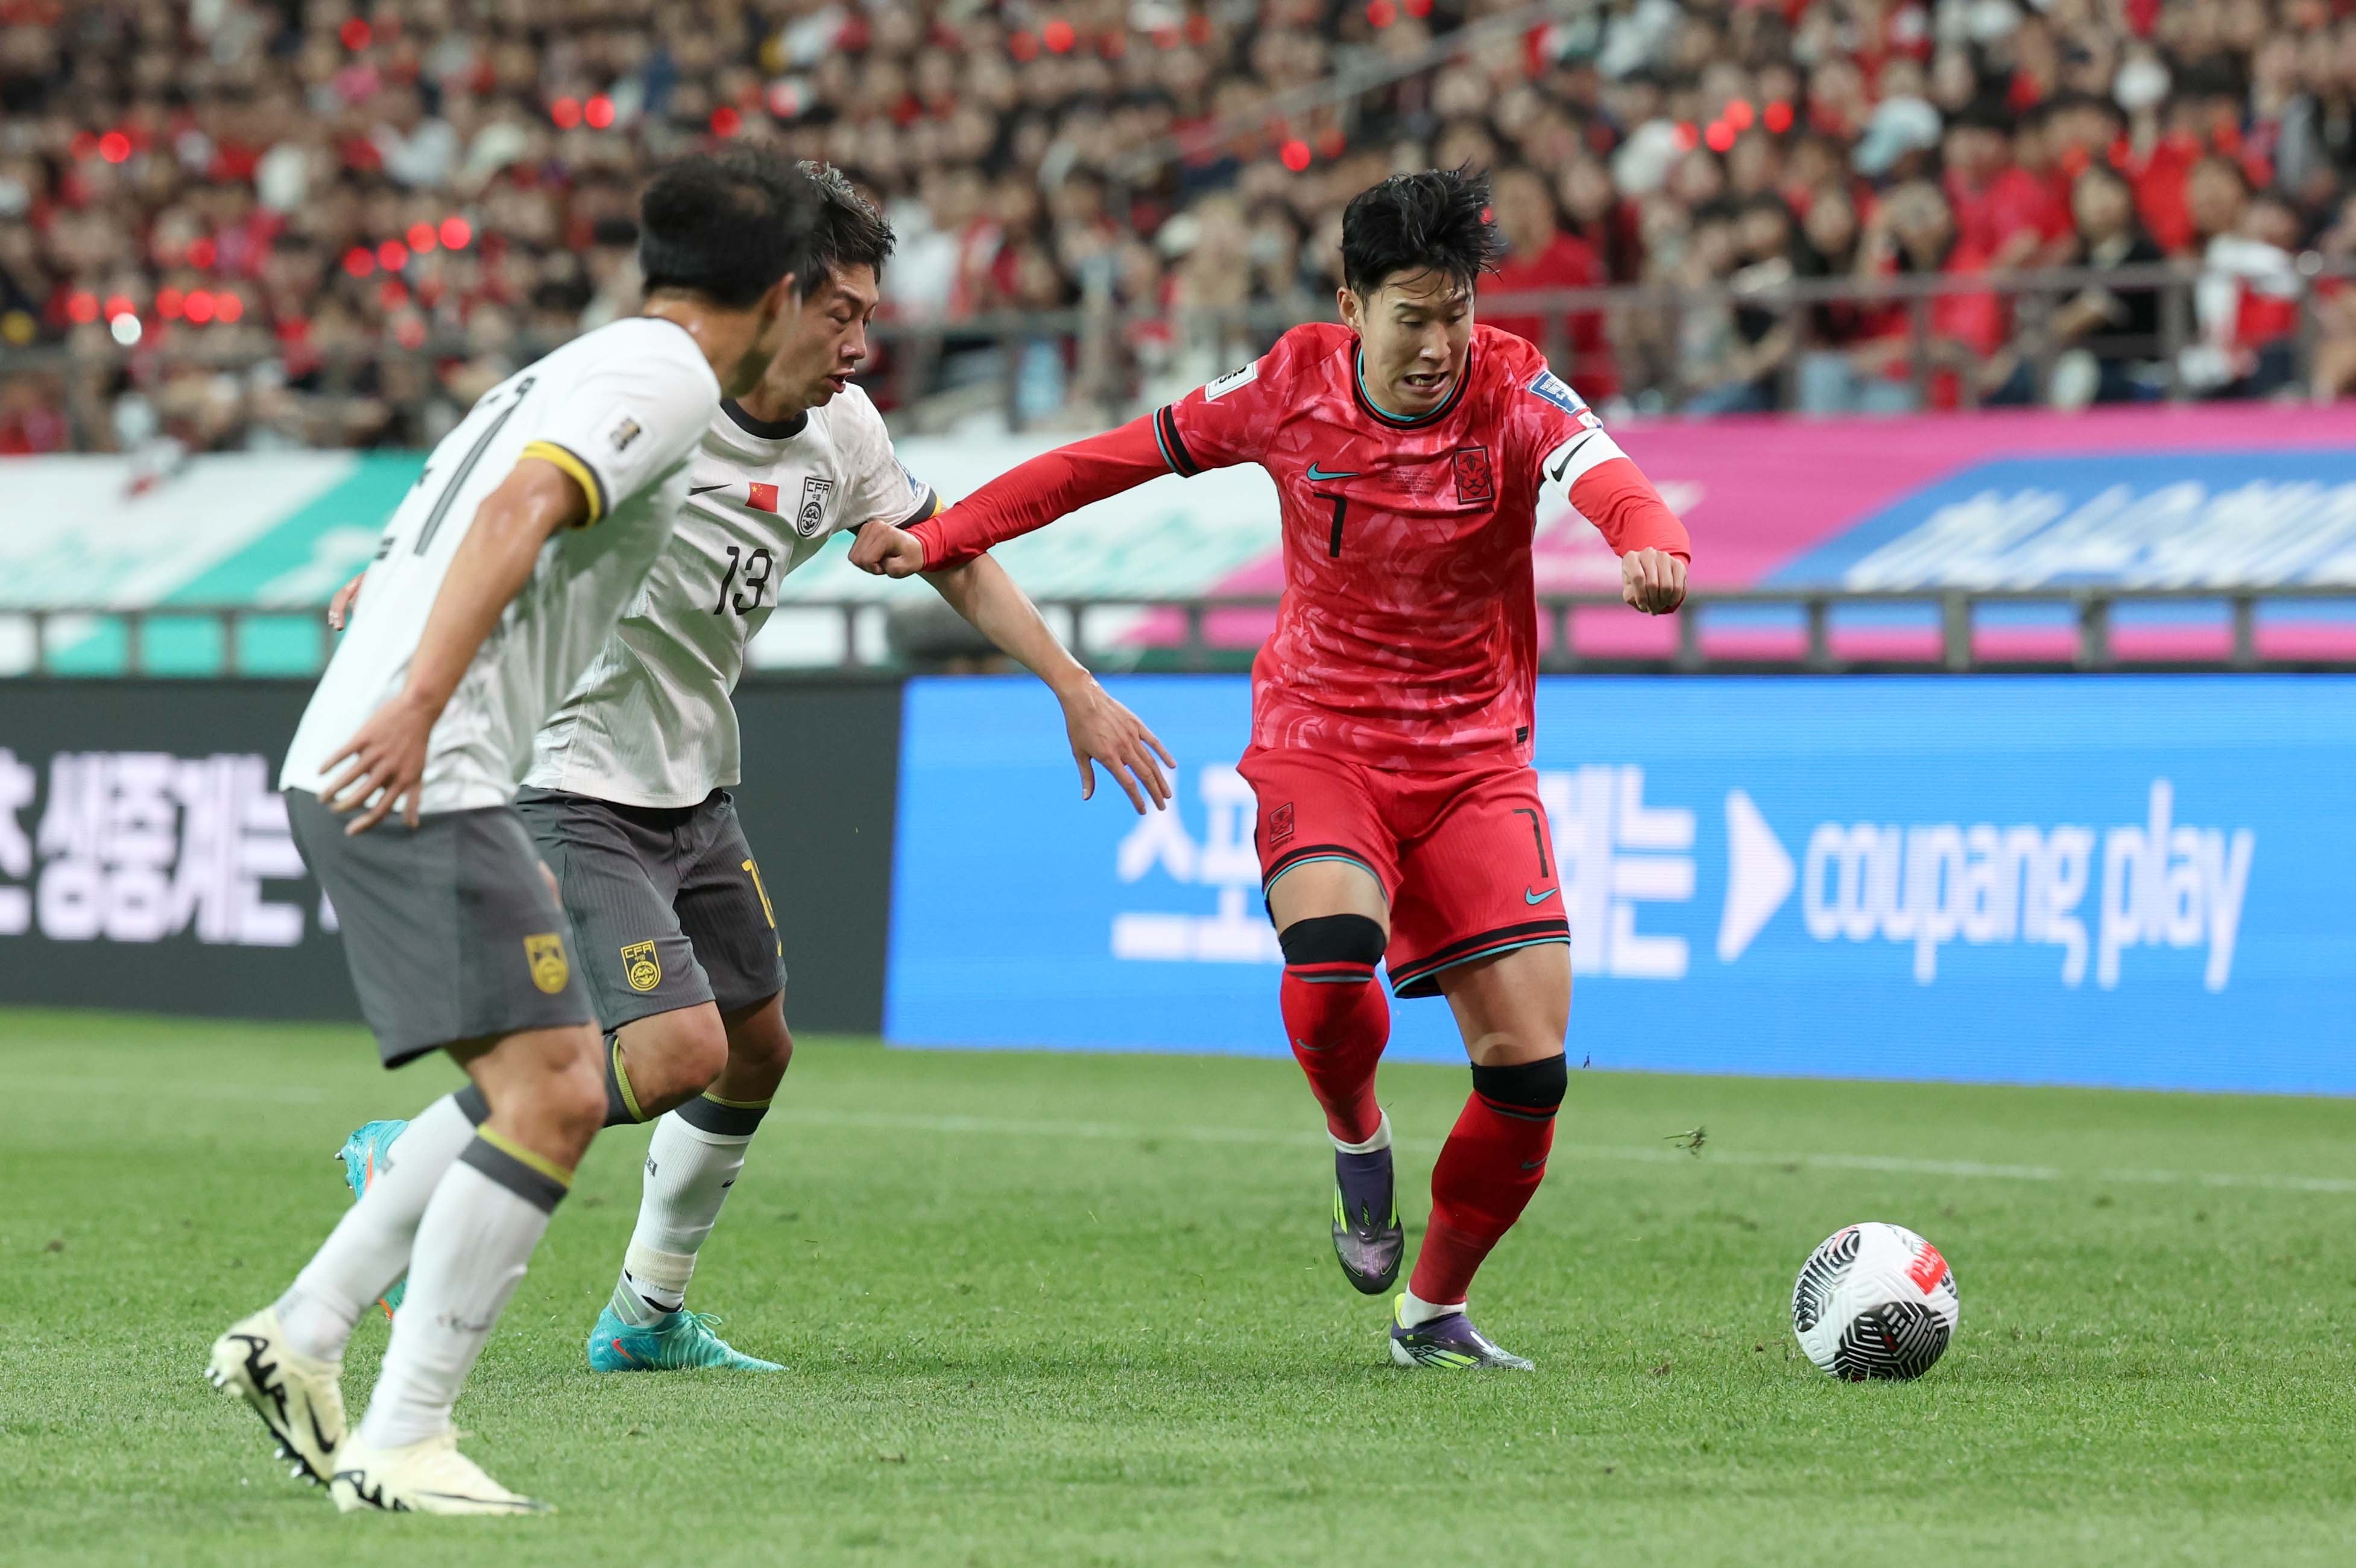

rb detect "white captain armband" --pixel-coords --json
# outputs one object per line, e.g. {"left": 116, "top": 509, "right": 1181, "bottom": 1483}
{"left": 1538, "top": 428, "right": 1629, "bottom": 495}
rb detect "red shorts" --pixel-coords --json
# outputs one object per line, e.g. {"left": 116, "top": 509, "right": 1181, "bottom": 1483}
{"left": 1237, "top": 746, "right": 1568, "bottom": 998}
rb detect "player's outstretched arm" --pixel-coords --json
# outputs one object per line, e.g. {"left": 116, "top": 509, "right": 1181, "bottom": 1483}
{"left": 847, "top": 414, "right": 1172, "bottom": 578}
{"left": 1559, "top": 450, "right": 1691, "bottom": 615}
{"left": 918, "top": 546, "right": 1175, "bottom": 813}
{"left": 319, "top": 458, "right": 589, "bottom": 833}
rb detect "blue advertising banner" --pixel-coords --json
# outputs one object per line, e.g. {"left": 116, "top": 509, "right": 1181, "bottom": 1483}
{"left": 887, "top": 674, "right": 2356, "bottom": 1093}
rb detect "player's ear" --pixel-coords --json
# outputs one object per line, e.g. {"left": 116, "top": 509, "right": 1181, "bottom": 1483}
{"left": 759, "top": 272, "right": 797, "bottom": 327}
{"left": 1337, "top": 285, "right": 1361, "bottom": 332}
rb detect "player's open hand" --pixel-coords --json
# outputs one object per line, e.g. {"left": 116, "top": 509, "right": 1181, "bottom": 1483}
{"left": 1622, "top": 548, "right": 1688, "bottom": 615}
{"left": 318, "top": 690, "right": 435, "bottom": 834}
{"left": 326, "top": 570, "right": 367, "bottom": 631}
{"left": 849, "top": 523, "right": 929, "bottom": 578}
{"left": 1062, "top": 678, "right": 1176, "bottom": 813}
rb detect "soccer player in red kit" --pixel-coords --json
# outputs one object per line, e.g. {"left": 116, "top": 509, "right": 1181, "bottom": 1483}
{"left": 853, "top": 169, "right": 1689, "bottom": 1369}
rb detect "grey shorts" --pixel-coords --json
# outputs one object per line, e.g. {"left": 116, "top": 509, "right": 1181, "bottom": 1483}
{"left": 286, "top": 791, "right": 596, "bottom": 1068}
{"left": 515, "top": 786, "right": 787, "bottom": 1032}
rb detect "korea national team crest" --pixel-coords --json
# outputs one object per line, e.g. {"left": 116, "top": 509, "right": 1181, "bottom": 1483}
{"left": 621, "top": 940, "right": 662, "bottom": 993}
{"left": 797, "top": 475, "right": 834, "bottom": 537}
{"left": 523, "top": 932, "right": 570, "bottom": 994}
{"left": 1452, "top": 446, "right": 1494, "bottom": 505}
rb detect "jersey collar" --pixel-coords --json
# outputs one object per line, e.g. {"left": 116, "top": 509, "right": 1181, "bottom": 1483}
{"left": 721, "top": 400, "right": 809, "bottom": 440}
{"left": 1351, "top": 345, "right": 1470, "bottom": 428}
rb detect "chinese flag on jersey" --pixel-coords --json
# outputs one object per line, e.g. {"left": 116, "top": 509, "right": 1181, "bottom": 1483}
{"left": 746, "top": 481, "right": 779, "bottom": 513}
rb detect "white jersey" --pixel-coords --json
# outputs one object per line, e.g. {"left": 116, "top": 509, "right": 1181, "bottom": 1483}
{"left": 282, "top": 317, "right": 720, "bottom": 812}
{"left": 525, "top": 383, "right": 935, "bottom": 808}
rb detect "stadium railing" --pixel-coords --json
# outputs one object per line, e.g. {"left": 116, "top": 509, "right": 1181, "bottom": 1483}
{"left": 12, "top": 585, "right": 2354, "bottom": 678}
{"left": 6, "top": 257, "right": 2353, "bottom": 447}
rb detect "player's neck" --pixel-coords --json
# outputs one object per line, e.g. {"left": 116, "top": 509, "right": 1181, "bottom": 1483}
{"left": 640, "top": 294, "right": 766, "bottom": 399}
{"left": 732, "top": 382, "right": 812, "bottom": 429}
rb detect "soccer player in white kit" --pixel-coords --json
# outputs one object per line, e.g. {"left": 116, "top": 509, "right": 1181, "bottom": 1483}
{"left": 204, "top": 150, "right": 820, "bottom": 1516}
{"left": 333, "top": 165, "right": 1172, "bottom": 1374}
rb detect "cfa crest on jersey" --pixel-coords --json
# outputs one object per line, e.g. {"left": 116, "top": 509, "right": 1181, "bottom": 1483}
{"left": 796, "top": 475, "right": 833, "bottom": 537}
{"left": 1204, "top": 361, "right": 1260, "bottom": 400}
{"left": 621, "top": 940, "right": 662, "bottom": 993}
{"left": 1527, "top": 368, "right": 1602, "bottom": 428}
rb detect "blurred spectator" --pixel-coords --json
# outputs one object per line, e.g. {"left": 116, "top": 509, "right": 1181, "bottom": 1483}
{"left": 1484, "top": 163, "right": 1615, "bottom": 397}
{"left": 2044, "top": 164, "right": 2168, "bottom": 408}
{"left": 1, "top": 0, "right": 2354, "bottom": 451}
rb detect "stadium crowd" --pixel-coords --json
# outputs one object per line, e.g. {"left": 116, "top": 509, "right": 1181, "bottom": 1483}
{"left": 4, "top": 0, "right": 2356, "bottom": 454}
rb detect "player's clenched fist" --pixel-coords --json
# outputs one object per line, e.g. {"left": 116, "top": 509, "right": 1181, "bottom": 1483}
{"left": 1621, "top": 547, "right": 1687, "bottom": 615}
{"left": 850, "top": 522, "right": 929, "bottom": 578}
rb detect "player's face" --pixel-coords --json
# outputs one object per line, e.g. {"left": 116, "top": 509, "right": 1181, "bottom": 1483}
{"left": 1342, "top": 268, "right": 1473, "bottom": 418}
{"left": 773, "top": 264, "right": 880, "bottom": 410}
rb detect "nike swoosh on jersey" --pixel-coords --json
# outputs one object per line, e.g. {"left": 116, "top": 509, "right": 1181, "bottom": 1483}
{"left": 688, "top": 484, "right": 730, "bottom": 496}
{"left": 1524, "top": 886, "right": 1560, "bottom": 905}
{"left": 1546, "top": 433, "right": 1596, "bottom": 484}
{"left": 1305, "top": 462, "right": 1362, "bottom": 482}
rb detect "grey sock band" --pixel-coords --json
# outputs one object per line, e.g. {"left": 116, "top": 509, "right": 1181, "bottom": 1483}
{"left": 458, "top": 1131, "right": 570, "bottom": 1214}
{"left": 674, "top": 1092, "right": 770, "bottom": 1137}
{"left": 454, "top": 1084, "right": 491, "bottom": 1125}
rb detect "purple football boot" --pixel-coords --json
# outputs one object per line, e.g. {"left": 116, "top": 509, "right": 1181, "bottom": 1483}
{"left": 1388, "top": 1295, "right": 1536, "bottom": 1371}
{"left": 1332, "top": 1145, "right": 1405, "bottom": 1294}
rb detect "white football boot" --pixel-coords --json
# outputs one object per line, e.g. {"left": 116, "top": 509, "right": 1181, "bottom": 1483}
{"left": 330, "top": 1430, "right": 552, "bottom": 1515}
{"left": 204, "top": 1306, "right": 347, "bottom": 1487}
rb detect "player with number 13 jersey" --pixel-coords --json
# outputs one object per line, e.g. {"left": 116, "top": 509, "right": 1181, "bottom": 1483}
{"left": 338, "top": 166, "right": 1172, "bottom": 1382}
{"left": 854, "top": 168, "right": 1691, "bottom": 1371}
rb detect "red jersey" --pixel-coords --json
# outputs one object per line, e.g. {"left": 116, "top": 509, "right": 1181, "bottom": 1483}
{"left": 911, "top": 321, "right": 1689, "bottom": 770}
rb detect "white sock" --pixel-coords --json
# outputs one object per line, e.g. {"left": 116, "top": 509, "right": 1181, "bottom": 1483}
{"left": 274, "top": 1091, "right": 481, "bottom": 1363}
{"left": 609, "top": 1108, "right": 759, "bottom": 1327}
{"left": 356, "top": 1137, "right": 563, "bottom": 1451}
{"left": 1398, "top": 1288, "right": 1464, "bottom": 1328}
{"left": 1331, "top": 1110, "right": 1392, "bottom": 1155}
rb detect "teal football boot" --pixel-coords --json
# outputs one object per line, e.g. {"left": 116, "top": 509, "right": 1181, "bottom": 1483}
{"left": 335, "top": 1119, "right": 409, "bottom": 1315}
{"left": 586, "top": 1306, "right": 782, "bottom": 1373}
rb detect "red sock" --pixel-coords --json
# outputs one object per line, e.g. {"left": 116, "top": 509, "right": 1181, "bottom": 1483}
{"left": 1408, "top": 1058, "right": 1566, "bottom": 1305}
{"left": 1281, "top": 966, "right": 1388, "bottom": 1144}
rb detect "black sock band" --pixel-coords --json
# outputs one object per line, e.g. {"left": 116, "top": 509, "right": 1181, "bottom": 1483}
{"left": 453, "top": 1084, "right": 490, "bottom": 1125}
{"left": 1280, "top": 914, "right": 1387, "bottom": 973}
{"left": 601, "top": 1034, "right": 646, "bottom": 1127}
{"left": 675, "top": 1092, "right": 770, "bottom": 1137}
{"left": 1470, "top": 1055, "right": 1568, "bottom": 1119}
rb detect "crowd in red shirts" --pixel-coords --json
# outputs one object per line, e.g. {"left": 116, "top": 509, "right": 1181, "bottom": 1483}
{"left": 4, "top": 0, "right": 2356, "bottom": 454}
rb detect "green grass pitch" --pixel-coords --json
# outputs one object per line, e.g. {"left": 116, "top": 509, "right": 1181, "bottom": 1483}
{"left": 5, "top": 1008, "right": 2355, "bottom": 1566}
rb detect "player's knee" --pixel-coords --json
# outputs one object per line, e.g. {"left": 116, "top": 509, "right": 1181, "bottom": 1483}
{"left": 626, "top": 1007, "right": 729, "bottom": 1108}
{"left": 526, "top": 1031, "right": 611, "bottom": 1148}
{"left": 1279, "top": 913, "right": 1386, "bottom": 984}
{"left": 1470, "top": 1053, "right": 1568, "bottom": 1116}
{"left": 725, "top": 995, "right": 792, "bottom": 1076}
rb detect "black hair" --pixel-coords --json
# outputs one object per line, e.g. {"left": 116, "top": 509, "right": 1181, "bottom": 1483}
{"left": 638, "top": 148, "right": 820, "bottom": 309}
{"left": 783, "top": 160, "right": 896, "bottom": 299}
{"left": 1339, "top": 166, "right": 1506, "bottom": 297}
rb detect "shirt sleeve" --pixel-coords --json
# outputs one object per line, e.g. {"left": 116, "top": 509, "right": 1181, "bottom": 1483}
{"left": 907, "top": 416, "right": 1168, "bottom": 570}
{"left": 1504, "top": 343, "right": 1690, "bottom": 561}
{"left": 836, "top": 390, "right": 940, "bottom": 533}
{"left": 1154, "top": 330, "right": 1303, "bottom": 474}
{"left": 519, "top": 323, "right": 718, "bottom": 527}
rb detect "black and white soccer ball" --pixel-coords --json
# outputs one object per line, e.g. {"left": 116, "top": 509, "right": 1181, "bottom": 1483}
{"left": 1790, "top": 1222, "right": 1960, "bottom": 1380}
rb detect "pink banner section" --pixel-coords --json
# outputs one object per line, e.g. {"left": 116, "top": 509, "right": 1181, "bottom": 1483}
{"left": 1145, "top": 406, "right": 2356, "bottom": 663}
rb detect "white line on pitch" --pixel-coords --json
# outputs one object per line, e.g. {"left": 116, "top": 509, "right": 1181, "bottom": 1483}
{"left": 766, "top": 1107, "right": 2356, "bottom": 1196}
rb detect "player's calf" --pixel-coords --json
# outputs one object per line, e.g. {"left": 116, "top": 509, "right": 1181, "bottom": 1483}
{"left": 592, "top": 991, "right": 790, "bottom": 1370}
{"left": 1277, "top": 914, "right": 1406, "bottom": 1293}
{"left": 1278, "top": 913, "right": 1390, "bottom": 1143}
{"left": 1402, "top": 1052, "right": 1568, "bottom": 1323}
